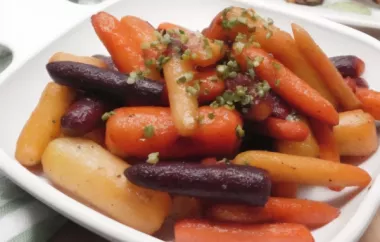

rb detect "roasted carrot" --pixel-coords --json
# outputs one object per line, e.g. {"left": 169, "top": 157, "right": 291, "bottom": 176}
{"left": 271, "top": 183, "right": 298, "bottom": 198}
{"left": 120, "top": 16, "right": 161, "bottom": 80}
{"left": 16, "top": 83, "right": 75, "bottom": 166}
{"left": 105, "top": 106, "right": 242, "bottom": 159}
{"left": 234, "top": 46, "right": 338, "bottom": 125}
{"left": 309, "top": 119, "right": 340, "bottom": 162}
{"left": 309, "top": 119, "right": 341, "bottom": 191}
{"left": 274, "top": 117, "right": 320, "bottom": 158}
{"left": 158, "top": 22, "right": 225, "bottom": 67}
{"left": 163, "top": 56, "right": 198, "bottom": 136}
{"left": 355, "top": 87, "right": 380, "bottom": 120}
{"left": 292, "top": 23, "right": 361, "bottom": 111}
{"left": 193, "top": 70, "right": 225, "bottom": 103}
{"left": 175, "top": 220, "right": 314, "bottom": 242}
{"left": 203, "top": 7, "right": 338, "bottom": 107}
{"left": 209, "top": 197, "right": 339, "bottom": 228}
{"left": 233, "top": 151, "right": 371, "bottom": 187}
{"left": 334, "top": 109, "right": 378, "bottom": 156}
{"left": 252, "top": 117, "right": 309, "bottom": 142}
{"left": 91, "top": 12, "right": 145, "bottom": 74}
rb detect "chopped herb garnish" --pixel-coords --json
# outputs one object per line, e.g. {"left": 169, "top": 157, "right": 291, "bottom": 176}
{"left": 191, "top": 53, "right": 198, "bottom": 60}
{"left": 273, "top": 62, "right": 281, "bottom": 70}
{"left": 235, "top": 33, "right": 247, "bottom": 42}
{"left": 253, "top": 56, "right": 264, "bottom": 67}
{"left": 101, "top": 111, "right": 115, "bottom": 121}
{"left": 208, "top": 75, "right": 218, "bottom": 82}
{"left": 181, "top": 49, "right": 192, "bottom": 60}
{"left": 235, "top": 85, "right": 247, "bottom": 97}
{"left": 179, "top": 29, "right": 185, "bottom": 34}
{"left": 127, "top": 71, "right": 140, "bottom": 84}
{"left": 244, "top": 160, "right": 250, "bottom": 165}
{"left": 252, "top": 42, "right": 261, "bottom": 48}
{"left": 267, "top": 18, "right": 274, "bottom": 25}
{"left": 176, "top": 72, "right": 194, "bottom": 84}
{"left": 162, "top": 33, "right": 172, "bottom": 45}
{"left": 147, "top": 152, "right": 159, "bottom": 164}
{"left": 215, "top": 40, "right": 224, "bottom": 47}
{"left": 248, "top": 68, "right": 255, "bottom": 78}
{"left": 208, "top": 112, "right": 215, "bottom": 119}
{"left": 228, "top": 71, "right": 237, "bottom": 78}
{"left": 236, "top": 125, "right": 245, "bottom": 138}
{"left": 255, "top": 80, "right": 271, "bottom": 98}
{"left": 275, "top": 79, "right": 281, "bottom": 86}
{"left": 143, "top": 125, "right": 155, "bottom": 138}
{"left": 145, "top": 59, "right": 155, "bottom": 67}
{"left": 197, "top": 115, "right": 204, "bottom": 124}
{"left": 141, "top": 42, "right": 150, "bottom": 50}
{"left": 186, "top": 86, "right": 199, "bottom": 96}
{"left": 233, "top": 42, "right": 245, "bottom": 54}
{"left": 266, "top": 31, "right": 273, "bottom": 39}
{"left": 237, "top": 16, "right": 248, "bottom": 25}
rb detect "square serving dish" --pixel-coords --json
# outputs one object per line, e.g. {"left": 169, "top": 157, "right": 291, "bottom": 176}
{"left": 1, "top": 0, "right": 380, "bottom": 241}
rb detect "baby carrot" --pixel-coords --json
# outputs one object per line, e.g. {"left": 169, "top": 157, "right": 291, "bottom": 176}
{"left": 158, "top": 22, "right": 225, "bottom": 67}
{"left": 203, "top": 7, "right": 338, "bottom": 107}
{"left": 355, "top": 87, "right": 380, "bottom": 120}
{"left": 175, "top": 220, "right": 314, "bottom": 242}
{"left": 292, "top": 23, "right": 361, "bottom": 111}
{"left": 91, "top": 12, "right": 145, "bottom": 74}
{"left": 234, "top": 46, "right": 338, "bottom": 125}
{"left": 193, "top": 70, "right": 225, "bottom": 103}
{"left": 252, "top": 117, "right": 309, "bottom": 142}
{"left": 233, "top": 151, "right": 371, "bottom": 188}
{"left": 163, "top": 56, "right": 198, "bottom": 136}
{"left": 120, "top": 16, "right": 161, "bottom": 80}
{"left": 16, "top": 83, "right": 75, "bottom": 166}
{"left": 49, "top": 52, "right": 108, "bottom": 69}
{"left": 105, "top": 106, "right": 242, "bottom": 159}
{"left": 209, "top": 197, "right": 339, "bottom": 228}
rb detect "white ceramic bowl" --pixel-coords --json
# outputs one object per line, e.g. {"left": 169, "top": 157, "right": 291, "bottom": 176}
{"left": 1, "top": 0, "right": 380, "bottom": 241}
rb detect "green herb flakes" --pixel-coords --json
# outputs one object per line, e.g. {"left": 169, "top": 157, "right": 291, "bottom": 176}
{"left": 143, "top": 125, "right": 155, "bottom": 139}
{"left": 236, "top": 125, "right": 245, "bottom": 138}
{"left": 101, "top": 111, "right": 115, "bottom": 121}
{"left": 147, "top": 152, "right": 159, "bottom": 164}
{"left": 208, "top": 112, "right": 215, "bottom": 119}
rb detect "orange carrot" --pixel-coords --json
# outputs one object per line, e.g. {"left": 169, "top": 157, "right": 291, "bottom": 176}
{"left": 252, "top": 117, "right": 309, "bottom": 142}
{"left": 271, "top": 183, "right": 298, "bottom": 198}
{"left": 234, "top": 46, "right": 338, "bottom": 125}
{"left": 91, "top": 12, "right": 145, "bottom": 74}
{"left": 233, "top": 151, "right": 371, "bottom": 188}
{"left": 355, "top": 87, "right": 380, "bottom": 120}
{"left": 158, "top": 22, "right": 225, "bottom": 67}
{"left": 120, "top": 16, "right": 161, "bottom": 80}
{"left": 106, "top": 106, "right": 242, "bottom": 159}
{"left": 209, "top": 197, "right": 339, "bottom": 228}
{"left": 163, "top": 56, "right": 198, "bottom": 136}
{"left": 309, "top": 119, "right": 342, "bottom": 191}
{"left": 175, "top": 220, "right": 314, "bottom": 242}
{"left": 309, "top": 119, "right": 340, "bottom": 162}
{"left": 292, "top": 23, "right": 361, "bottom": 111}
{"left": 194, "top": 70, "right": 225, "bottom": 103}
{"left": 203, "top": 7, "right": 338, "bottom": 107}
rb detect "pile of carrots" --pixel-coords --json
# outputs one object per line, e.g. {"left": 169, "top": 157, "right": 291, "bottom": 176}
{"left": 14, "top": 6, "right": 380, "bottom": 242}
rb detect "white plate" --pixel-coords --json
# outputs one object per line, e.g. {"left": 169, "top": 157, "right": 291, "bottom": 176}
{"left": 240, "top": 0, "right": 380, "bottom": 30}
{"left": 1, "top": 0, "right": 380, "bottom": 241}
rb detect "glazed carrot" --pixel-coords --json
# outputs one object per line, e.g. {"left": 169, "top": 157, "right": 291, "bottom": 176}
{"left": 49, "top": 52, "right": 108, "bottom": 69}
{"left": 91, "top": 12, "right": 145, "bottom": 74}
{"left": 274, "top": 117, "right": 320, "bottom": 158}
{"left": 120, "top": 16, "right": 161, "bottom": 80}
{"left": 203, "top": 7, "right": 338, "bottom": 107}
{"left": 271, "top": 183, "right": 298, "bottom": 198}
{"left": 194, "top": 70, "right": 225, "bottom": 103}
{"left": 175, "top": 220, "right": 314, "bottom": 242}
{"left": 292, "top": 23, "right": 361, "bottom": 110}
{"left": 355, "top": 87, "right": 380, "bottom": 120}
{"left": 233, "top": 151, "right": 371, "bottom": 187}
{"left": 163, "top": 56, "right": 198, "bottom": 136}
{"left": 234, "top": 46, "right": 338, "bottom": 125}
{"left": 209, "top": 197, "right": 339, "bottom": 228}
{"left": 15, "top": 82, "right": 75, "bottom": 166}
{"left": 159, "top": 22, "right": 225, "bottom": 67}
{"left": 334, "top": 110, "right": 378, "bottom": 156}
{"left": 105, "top": 106, "right": 242, "bottom": 159}
{"left": 309, "top": 119, "right": 340, "bottom": 162}
{"left": 309, "top": 119, "right": 341, "bottom": 191}
{"left": 252, "top": 117, "right": 309, "bottom": 142}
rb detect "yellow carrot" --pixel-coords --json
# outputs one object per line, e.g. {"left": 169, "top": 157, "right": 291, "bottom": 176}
{"left": 233, "top": 151, "right": 371, "bottom": 188}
